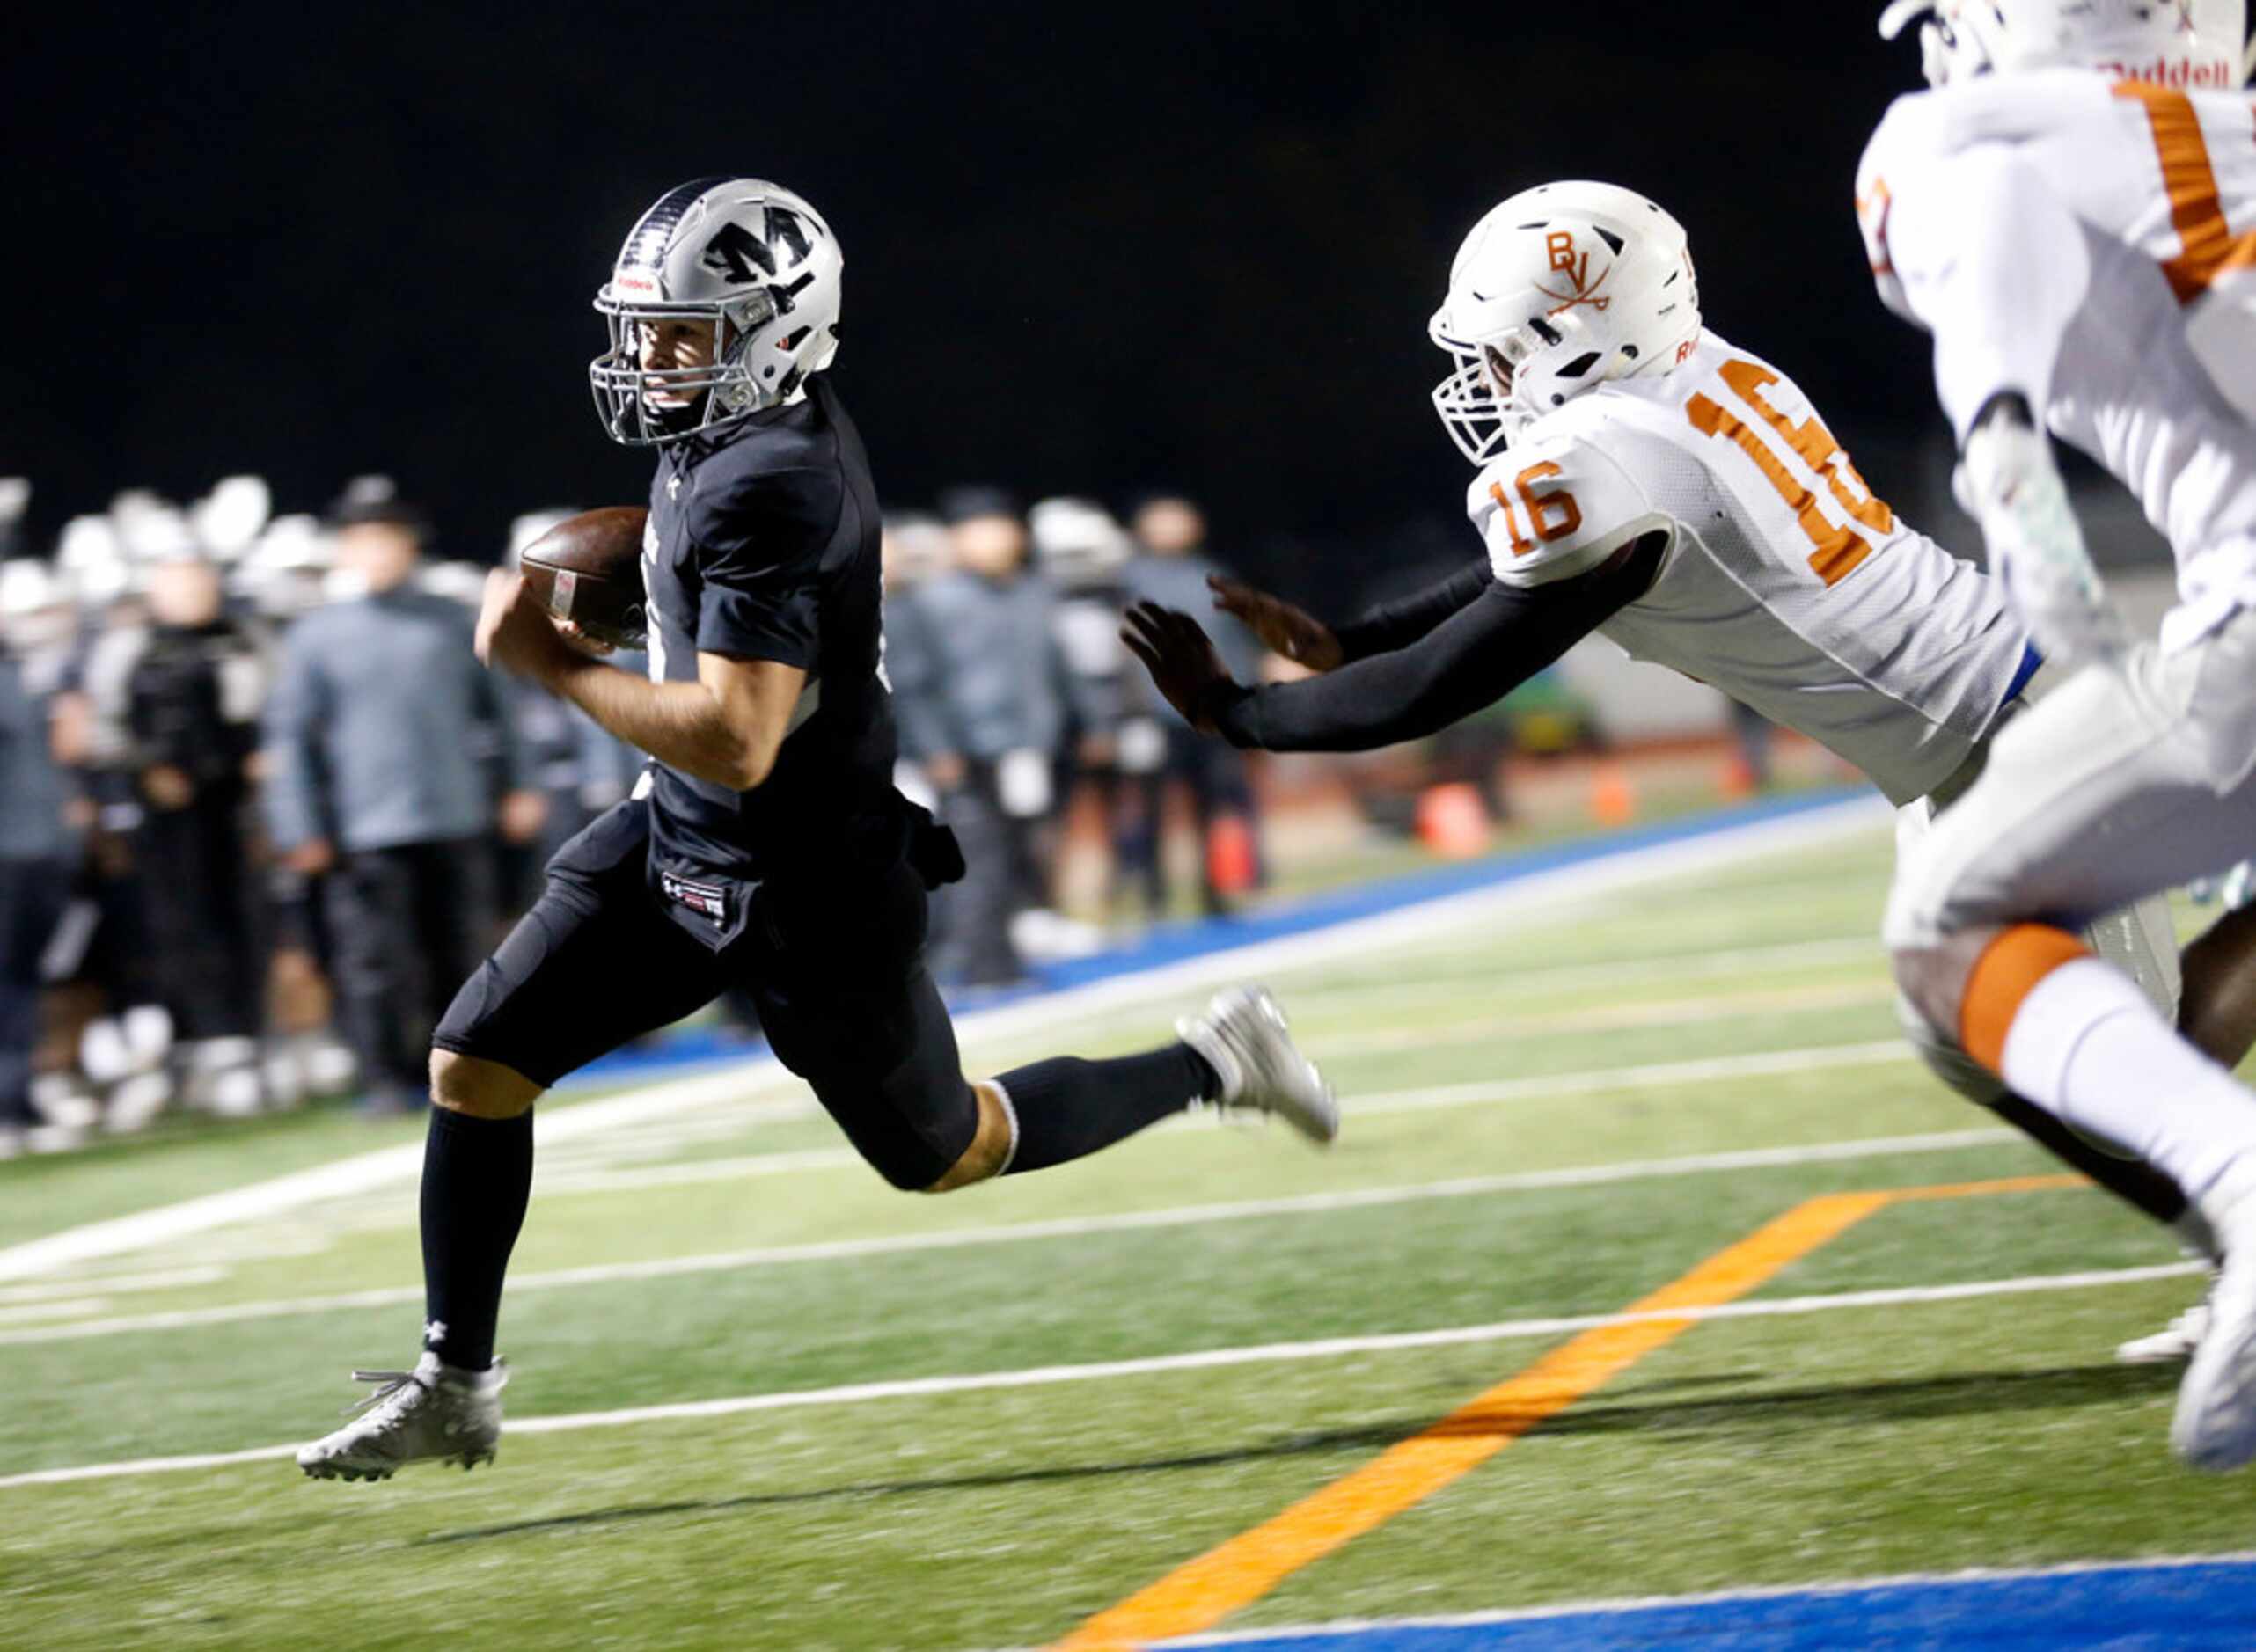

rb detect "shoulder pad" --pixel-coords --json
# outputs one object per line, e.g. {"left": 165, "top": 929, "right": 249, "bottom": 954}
{"left": 686, "top": 450, "right": 842, "bottom": 567}
{"left": 1857, "top": 96, "right": 1952, "bottom": 320}
{"left": 1463, "top": 430, "right": 1668, "bottom": 589}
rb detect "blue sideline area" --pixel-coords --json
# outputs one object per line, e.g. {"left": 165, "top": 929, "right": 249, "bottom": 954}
{"left": 560, "top": 786, "right": 1869, "bottom": 1089}
{"left": 1179, "top": 1557, "right": 2256, "bottom": 1649}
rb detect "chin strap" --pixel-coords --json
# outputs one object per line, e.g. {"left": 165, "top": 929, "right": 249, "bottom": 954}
{"left": 1958, "top": 393, "right": 2128, "bottom": 669}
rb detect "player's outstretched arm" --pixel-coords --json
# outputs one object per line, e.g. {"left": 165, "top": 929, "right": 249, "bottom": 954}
{"left": 476, "top": 569, "right": 802, "bottom": 792}
{"left": 1208, "top": 574, "right": 1344, "bottom": 669}
{"left": 1125, "top": 535, "right": 1659, "bottom": 754}
{"left": 1210, "top": 561, "right": 1495, "bottom": 671}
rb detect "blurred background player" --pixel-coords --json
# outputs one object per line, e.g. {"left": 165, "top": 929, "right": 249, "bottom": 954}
{"left": 1119, "top": 494, "right": 1266, "bottom": 918}
{"left": 76, "top": 508, "right": 273, "bottom": 1117}
{"left": 877, "top": 511, "right": 952, "bottom": 807}
{"left": 1865, "top": 0, "right": 2256, "bottom": 1469}
{"left": 1026, "top": 495, "right": 1131, "bottom": 951}
{"left": 914, "top": 486, "right": 1071, "bottom": 987}
{"left": 262, "top": 482, "right": 544, "bottom": 1115}
{"left": 0, "top": 563, "right": 72, "bottom": 1158}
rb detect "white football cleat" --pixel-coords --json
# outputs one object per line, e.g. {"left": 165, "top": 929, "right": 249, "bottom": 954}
{"left": 2118, "top": 1291, "right": 2213, "bottom": 1365}
{"left": 1179, "top": 986, "right": 1338, "bottom": 1146}
{"left": 2172, "top": 1172, "right": 2256, "bottom": 1470}
{"left": 297, "top": 1351, "right": 507, "bottom": 1481}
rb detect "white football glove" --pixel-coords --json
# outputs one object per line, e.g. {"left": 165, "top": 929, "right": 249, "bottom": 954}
{"left": 1956, "top": 415, "right": 2129, "bottom": 670}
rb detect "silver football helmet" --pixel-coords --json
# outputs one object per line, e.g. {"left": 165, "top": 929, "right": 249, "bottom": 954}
{"left": 590, "top": 177, "right": 844, "bottom": 446}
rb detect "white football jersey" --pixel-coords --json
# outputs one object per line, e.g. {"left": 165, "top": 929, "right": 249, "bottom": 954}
{"left": 1466, "top": 332, "right": 2026, "bottom": 807}
{"left": 1859, "top": 69, "right": 2256, "bottom": 651}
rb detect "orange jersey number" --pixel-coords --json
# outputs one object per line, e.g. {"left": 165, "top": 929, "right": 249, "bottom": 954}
{"left": 1685, "top": 359, "right": 1896, "bottom": 588}
{"left": 2111, "top": 82, "right": 2256, "bottom": 303}
{"left": 1488, "top": 462, "right": 1585, "bottom": 558}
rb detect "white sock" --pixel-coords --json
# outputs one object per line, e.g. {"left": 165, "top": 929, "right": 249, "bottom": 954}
{"left": 2001, "top": 958, "right": 2256, "bottom": 1202}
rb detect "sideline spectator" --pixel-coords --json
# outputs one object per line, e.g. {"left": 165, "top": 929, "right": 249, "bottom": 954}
{"left": 914, "top": 487, "right": 1069, "bottom": 987}
{"left": 1118, "top": 494, "right": 1265, "bottom": 917}
{"left": 879, "top": 512, "right": 952, "bottom": 803}
{"left": 0, "top": 638, "right": 70, "bottom": 1155}
{"left": 262, "top": 485, "right": 544, "bottom": 1114}
{"left": 1029, "top": 496, "right": 1134, "bottom": 941}
{"left": 82, "top": 530, "right": 273, "bottom": 1115}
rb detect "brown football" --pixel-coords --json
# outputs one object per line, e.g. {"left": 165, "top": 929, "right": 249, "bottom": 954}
{"left": 518, "top": 506, "right": 649, "bottom": 650}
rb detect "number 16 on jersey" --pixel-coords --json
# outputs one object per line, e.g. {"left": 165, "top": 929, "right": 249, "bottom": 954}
{"left": 1687, "top": 358, "right": 1897, "bottom": 588}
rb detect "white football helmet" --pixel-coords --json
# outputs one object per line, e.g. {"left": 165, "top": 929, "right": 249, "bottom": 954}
{"left": 1879, "top": 1, "right": 2245, "bottom": 89}
{"left": 1429, "top": 181, "right": 1703, "bottom": 466}
{"left": 1029, "top": 497, "right": 1133, "bottom": 590}
{"left": 590, "top": 177, "right": 844, "bottom": 446}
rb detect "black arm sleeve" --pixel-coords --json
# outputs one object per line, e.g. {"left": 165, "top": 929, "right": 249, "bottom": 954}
{"left": 1329, "top": 559, "right": 1495, "bottom": 662}
{"left": 1209, "top": 534, "right": 1664, "bottom": 753}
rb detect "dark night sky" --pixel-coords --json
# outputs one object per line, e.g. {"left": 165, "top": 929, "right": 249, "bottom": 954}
{"left": 4, "top": 2, "right": 1943, "bottom": 597}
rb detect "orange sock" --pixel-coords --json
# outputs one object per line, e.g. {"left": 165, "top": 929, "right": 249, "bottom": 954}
{"left": 1959, "top": 925, "right": 2091, "bottom": 1075}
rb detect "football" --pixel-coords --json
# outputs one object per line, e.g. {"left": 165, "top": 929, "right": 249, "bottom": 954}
{"left": 517, "top": 506, "right": 649, "bottom": 650}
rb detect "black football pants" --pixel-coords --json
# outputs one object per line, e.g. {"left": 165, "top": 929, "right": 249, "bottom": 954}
{"left": 0, "top": 857, "right": 67, "bottom": 1127}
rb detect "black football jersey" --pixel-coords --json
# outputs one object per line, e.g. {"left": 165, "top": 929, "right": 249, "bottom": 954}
{"left": 639, "top": 376, "right": 899, "bottom": 922}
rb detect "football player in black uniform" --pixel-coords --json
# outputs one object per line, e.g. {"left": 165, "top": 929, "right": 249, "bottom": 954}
{"left": 296, "top": 179, "right": 1337, "bottom": 1480}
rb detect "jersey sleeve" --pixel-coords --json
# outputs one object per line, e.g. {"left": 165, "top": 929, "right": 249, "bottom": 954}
{"left": 685, "top": 460, "right": 843, "bottom": 668}
{"left": 1464, "top": 430, "right": 1671, "bottom": 591}
{"left": 1858, "top": 102, "right": 2092, "bottom": 442}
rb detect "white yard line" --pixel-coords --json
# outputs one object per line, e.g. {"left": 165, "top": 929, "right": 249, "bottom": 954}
{"left": 0, "top": 796, "right": 1891, "bottom": 1286}
{"left": 1280, "top": 936, "right": 1879, "bottom": 1012}
{"left": 1308, "top": 981, "right": 1889, "bottom": 1057}
{"left": 0, "top": 1123, "right": 2017, "bottom": 1347}
{"left": 0, "top": 1299, "right": 105, "bottom": 1327}
{"left": 1347, "top": 1041, "right": 1910, "bottom": 1118}
{"left": 0, "top": 1266, "right": 228, "bottom": 1302}
{"left": 1161, "top": 1551, "right": 2256, "bottom": 1646}
{"left": 537, "top": 1148, "right": 866, "bottom": 1195}
{"left": 0, "top": 1072, "right": 812, "bottom": 1287}
{"left": 526, "top": 1042, "right": 1918, "bottom": 1197}
{"left": 0, "top": 1256, "right": 2199, "bottom": 1492}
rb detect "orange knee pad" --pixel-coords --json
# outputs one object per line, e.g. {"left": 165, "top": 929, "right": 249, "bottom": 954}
{"left": 1960, "top": 925, "right": 2091, "bottom": 1075}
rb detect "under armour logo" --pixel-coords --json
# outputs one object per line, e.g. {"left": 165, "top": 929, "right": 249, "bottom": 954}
{"left": 423, "top": 1319, "right": 448, "bottom": 1347}
{"left": 667, "top": 474, "right": 682, "bottom": 501}
{"left": 1535, "top": 229, "right": 1613, "bottom": 318}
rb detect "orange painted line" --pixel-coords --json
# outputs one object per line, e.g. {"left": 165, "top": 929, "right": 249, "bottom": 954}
{"left": 1890, "top": 1173, "right": 2086, "bottom": 1202}
{"left": 1052, "top": 1190, "right": 1891, "bottom": 1650}
{"left": 1052, "top": 1172, "right": 2094, "bottom": 1649}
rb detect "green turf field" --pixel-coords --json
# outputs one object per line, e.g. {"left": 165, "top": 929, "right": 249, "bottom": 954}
{"left": 6, "top": 805, "right": 2252, "bottom": 1650}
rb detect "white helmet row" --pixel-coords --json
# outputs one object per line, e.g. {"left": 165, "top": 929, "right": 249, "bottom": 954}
{"left": 1879, "top": 0, "right": 2247, "bottom": 89}
{"left": 1429, "top": 180, "right": 1702, "bottom": 465}
{"left": 590, "top": 177, "right": 844, "bottom": 447}
{"left": 1029, "top": 497, "right": 1133, "bottom": 590}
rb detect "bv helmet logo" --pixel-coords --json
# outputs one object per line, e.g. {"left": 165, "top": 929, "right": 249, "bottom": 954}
{"left": 1536, "top": 230, "right": 1613, "bottom": 317}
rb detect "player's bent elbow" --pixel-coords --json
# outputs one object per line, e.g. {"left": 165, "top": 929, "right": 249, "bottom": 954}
{"left": 721, "top": 739, "right": 778, "bottom": 793}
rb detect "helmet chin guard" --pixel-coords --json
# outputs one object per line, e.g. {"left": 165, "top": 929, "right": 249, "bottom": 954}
{"left": 1428, "top": 180, "right": 1703, "bottom": 466}
{"left": 590, "top": 178, "right": 845, "bottom": 447}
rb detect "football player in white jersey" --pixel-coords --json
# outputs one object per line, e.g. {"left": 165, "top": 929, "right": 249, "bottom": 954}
{"left": 1859, "top": 0, "right": 2256, "bottom": 1467}
{"left": 1122, "top": 177, "right": 2256, "bottom": 1372}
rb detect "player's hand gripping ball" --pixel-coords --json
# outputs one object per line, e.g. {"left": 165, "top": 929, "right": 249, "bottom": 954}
{"left": 516, "top": 507, "right": 650, "bottom": 652}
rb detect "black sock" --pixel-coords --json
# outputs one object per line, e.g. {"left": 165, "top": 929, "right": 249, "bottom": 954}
{"left": 421, "top": 1107, "right": 534, "bottom": 1372}
{"left": 999, "top": 1042, "right": 1220, "bottom": 1175}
